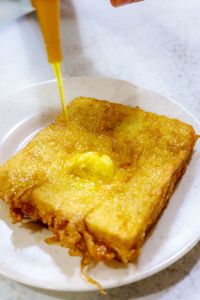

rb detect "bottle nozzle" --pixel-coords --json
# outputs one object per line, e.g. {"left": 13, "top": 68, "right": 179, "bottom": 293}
{"left": 31, "top": 0, "right": 62, "bottom": 63}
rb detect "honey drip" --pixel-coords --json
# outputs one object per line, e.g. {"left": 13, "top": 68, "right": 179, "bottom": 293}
{"left": 52, "top": 63, "right": 67, "bottom": 118}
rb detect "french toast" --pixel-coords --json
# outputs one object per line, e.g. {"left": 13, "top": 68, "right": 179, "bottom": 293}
{"left": 0, "top": 97, "right": 198, "bottom": 263}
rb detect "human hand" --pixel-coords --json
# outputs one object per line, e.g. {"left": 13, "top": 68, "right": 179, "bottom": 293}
{"left": 111, "top": 0, "right": 143, "bottom": 7}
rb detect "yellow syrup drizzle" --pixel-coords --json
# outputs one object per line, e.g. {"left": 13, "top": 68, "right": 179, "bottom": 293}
{"left": 52, "top": 63, "right": 67, "bottom": 118}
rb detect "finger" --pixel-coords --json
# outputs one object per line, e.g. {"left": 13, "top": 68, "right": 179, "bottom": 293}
{"left": 111, "top": 0, "right": 143, "bottom": 7}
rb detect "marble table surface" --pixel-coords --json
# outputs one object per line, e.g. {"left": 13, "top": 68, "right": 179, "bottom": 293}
{"left": 0, "top": 0, "right": 200, "bottom": 299}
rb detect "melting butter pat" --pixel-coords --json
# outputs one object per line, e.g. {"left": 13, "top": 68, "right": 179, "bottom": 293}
{"left": 65, "top": 152, "right": 114, "bottom": 181}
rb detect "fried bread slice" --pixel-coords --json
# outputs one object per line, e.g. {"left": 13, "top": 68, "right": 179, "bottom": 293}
{"left": 0, "top": 97, "right": 198, "bottom": 262}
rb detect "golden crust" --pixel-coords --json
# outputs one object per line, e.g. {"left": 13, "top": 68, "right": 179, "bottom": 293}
{"left": 0, "top": 97, "right": 198, "bottom": 263}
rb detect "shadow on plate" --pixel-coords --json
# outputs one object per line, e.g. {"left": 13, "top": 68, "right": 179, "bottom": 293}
{"left": 0, "top": 202, "right": 77, "bottom": 278}
{"left": 25, "top": 241, "right": 200, "bottom": 300}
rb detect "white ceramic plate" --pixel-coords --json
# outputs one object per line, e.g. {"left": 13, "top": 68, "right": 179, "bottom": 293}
{"left": 0, "top": 77, "right": 200, "bottom": 292}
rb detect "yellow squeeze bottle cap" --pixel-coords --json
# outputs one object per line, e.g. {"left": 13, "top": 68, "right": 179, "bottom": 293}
{"left": 32, "top": 0, "right": 62, "bottom": 63}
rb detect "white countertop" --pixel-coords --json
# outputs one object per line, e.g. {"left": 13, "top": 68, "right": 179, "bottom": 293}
{"left": 0, "top": 0, "right": 200, "bottom": 299}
